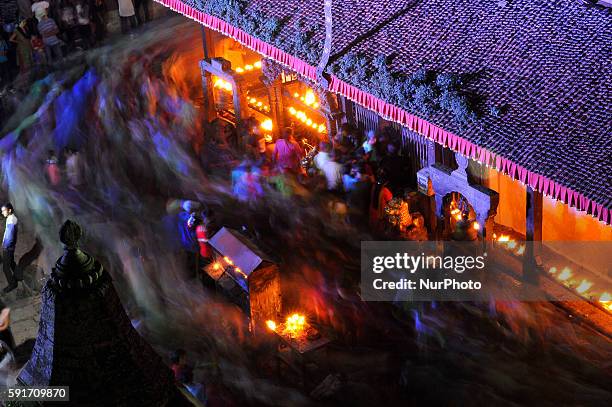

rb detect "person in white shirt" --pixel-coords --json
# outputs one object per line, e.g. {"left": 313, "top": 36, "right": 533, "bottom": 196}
{"left": 313, "top": 142, "right": 342, "bottom": 190}
{"left": 31, "top": 0, "right": 50, "bottom": 22}
{"left": 321, "top": 152, "right": 343, "bottom": 191}
{"left": 118, "top": 0, "right": 138, "bottom": 34}
{"left": 313, "top": 141, "right": 331, "bottom": 172}
{"left": 1, "top": 203, "right": 19, "bottom": 293}
{"left": 65, "top": 149, "right": 83, "bottom": 187}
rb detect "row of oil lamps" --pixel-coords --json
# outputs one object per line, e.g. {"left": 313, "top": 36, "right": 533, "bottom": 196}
{"left": 212, "top": 74, "right": 327, "bottom": 135}
{"left": 493, "top": 234, "right": 611, "bottom": 312}
{"left": 211, "top": 256, "right": 248, "bottom": 279}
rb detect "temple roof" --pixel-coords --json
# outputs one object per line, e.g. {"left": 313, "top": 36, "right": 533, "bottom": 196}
{"left": 325, "top": 0, "right": 612, "bottom": 209}
{"left": 161, "top": 0, "right": 611, "bottom": 219}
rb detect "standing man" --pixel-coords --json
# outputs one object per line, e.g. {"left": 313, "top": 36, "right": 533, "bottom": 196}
{"left": 1, "top": 203, "right": 19, "bottom": 293}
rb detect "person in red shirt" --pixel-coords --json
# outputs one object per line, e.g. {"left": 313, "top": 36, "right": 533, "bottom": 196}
{"left": 369, "top": 170, "right": 393, "bottom": 234}
{"left": 195, "top": 221, "right": 210, "bottom": 260}
{"left": 187, "top": 212, "right": 213, "bottom": 276}
{"left": 45, "top": 149, "right": 61, "bottom": 186}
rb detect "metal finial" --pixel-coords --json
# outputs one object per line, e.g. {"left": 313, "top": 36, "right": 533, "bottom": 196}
{"left": 60, "top": 220, "right": 82, "bottom": 249}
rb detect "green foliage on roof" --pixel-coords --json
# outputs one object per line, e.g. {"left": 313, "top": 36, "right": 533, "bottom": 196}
{"left": 193, "top": 0, "right": 479, "bottom": 126}
{"left": 194, "top": 0, "right": 322, "bottom": 64}
{"left": 329, "top": 52, "right": 479, "bottom": 126}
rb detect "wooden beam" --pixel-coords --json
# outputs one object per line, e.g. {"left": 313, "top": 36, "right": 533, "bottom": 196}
{"left": 526, "top": 186, "right": 543, "bottom": 242}
{"left": 523, "top": 186, "right": 543, "bottom": 284}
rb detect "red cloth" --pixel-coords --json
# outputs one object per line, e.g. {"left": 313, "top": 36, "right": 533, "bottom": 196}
{"left": 195, "top": 224, "right": 210, "bottom": 258}
{"left": 369, "top": 185, "right": 392, "bottom": 231}
{"left": 46, "top": 162, "right": 61, "bottom": 186}
{"left": 170, "top": 363, "right": 181, "bottom": 381}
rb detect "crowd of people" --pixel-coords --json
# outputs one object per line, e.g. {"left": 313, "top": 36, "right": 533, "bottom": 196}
{"left": 210, "top": 120, "right": 411, "bottom": 237}
{"left": 0, "top": 17, "right": 415, "bottom": 402}
{"left": 0, "top": 0, "right": 152, "bottom": 91}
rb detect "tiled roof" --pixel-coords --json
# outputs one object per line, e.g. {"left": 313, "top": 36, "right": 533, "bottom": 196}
{"left": 329, "top": 0, "right": 612, "bottom": 208}
{"left": 170, "top": 0, "right": 612, "bottom": 211}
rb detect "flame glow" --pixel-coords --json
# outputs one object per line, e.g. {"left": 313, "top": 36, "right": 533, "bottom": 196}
{"left": 287, "top": 107, "right": 327, "bottom": 133}
{"left": 213, "top": 77, "right": 233, "bottom": 92}
{"left": 233, "top": 60, "right": 262, "bottom": 74}
{"left": 497, "top": 235, "right": 510, "bottom": 242}
{"left": 600, "top": 293, "right": 612, "bottom": 312}
{"left": 575, "top": 280, "right": 592, "bottom": 294}
{"left": 284, "top": 313, "right": 306, "bottom": 337}
{"left": 234, "top": 267, "right": 248, "bottom": 279}
{"left": 266, "top": 320, "right": 277, "bottom": 331}
{"left": 247, "top": 97, "right": 270, "bottom": 113}
{"left": 304, "top": 90, "right": 316, "bottom": 106}
{"left": 293, "top": 88, "right": 320, "bottom": 108}
{"left": 558, "top": 267, "right": 572, "bottom": 281}
{"left": 261, "top": 119, "right": 273, "bottom": 132}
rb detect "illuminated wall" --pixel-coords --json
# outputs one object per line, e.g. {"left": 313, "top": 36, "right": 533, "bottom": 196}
{"left": 482, "top": 167, "right": 526, "bottom": 235}
{"left": 542, "top": 196, "right": 612, "bottom": 242}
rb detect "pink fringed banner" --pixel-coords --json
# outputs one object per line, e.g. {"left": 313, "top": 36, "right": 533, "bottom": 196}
{"left": 154, "top": 0, "right": 609, "bottom": 225}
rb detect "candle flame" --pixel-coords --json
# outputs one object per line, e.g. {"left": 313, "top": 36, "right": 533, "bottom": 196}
{"left": 575, "top": 280, "right": 592, "bottom": 294}
{"left": 213, "top": 78, "right": 233, "bottom": 92}
{"left": 283, "top": 313, "right": 307, "bottom": 337}
{"left": 304, "top": 90, "right": 316, "bottom": 106}
{"left": 558, "top": 267, "right": 572, "bottom": 281}
{"left": 261, "top": 119, "right": 273, "bottom": 132}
